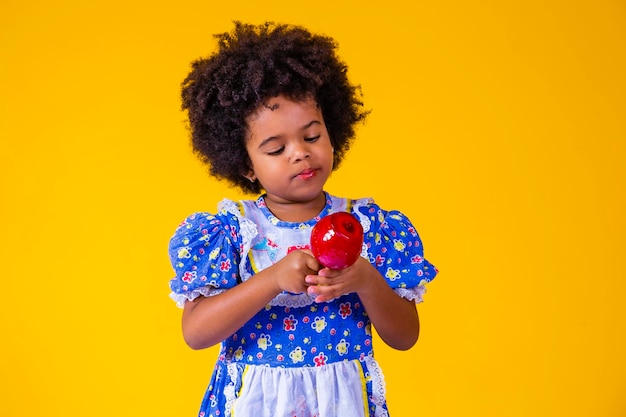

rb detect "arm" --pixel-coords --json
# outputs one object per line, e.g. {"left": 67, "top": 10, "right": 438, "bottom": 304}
{"left": 182, "top": 250, "right": 320, "bottom": 350}
{"left": 354, "top": 261, "right": 420, "bottom": 350}
{"left": 306, "top": 258, "right": 420, "bottom": 351}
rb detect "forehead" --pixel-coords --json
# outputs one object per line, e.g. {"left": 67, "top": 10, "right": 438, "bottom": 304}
{"left": 245, "top": 95, "right": 323, "bottom": 145}
{"left": 247, "top": 95, "right": 320, "bottom": 125}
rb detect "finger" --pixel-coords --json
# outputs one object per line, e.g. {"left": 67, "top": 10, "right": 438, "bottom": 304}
{"left": 306, "top": 274, "right": 336, "bottom": 286}
{"left": 311, "top": 288, "right": 338, "bottom": 304}
{"left": 314, "top": 294, "right": 327, "bottom": 303}
{"left": 307, "top": 282, "right": 343, "bottom": 301}
{"left": 306, "top": 257, "right": 323, "bottom": 272}
{"left": 307, "top": 285, "right": 325, "bottom": 302}
{"left": 305, "top": 274, "right": 320, "bottom": 285}
{"left": 317, "top": 267, "right": 339, "bottom": 278}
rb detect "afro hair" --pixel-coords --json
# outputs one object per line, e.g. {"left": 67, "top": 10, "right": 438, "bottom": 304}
{"left": 181, "top": 21, "right": 369, "bottom": 194}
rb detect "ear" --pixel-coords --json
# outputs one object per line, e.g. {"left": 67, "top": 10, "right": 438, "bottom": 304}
{"left": 242, "top": 169, "right": 257, "bottom": 183}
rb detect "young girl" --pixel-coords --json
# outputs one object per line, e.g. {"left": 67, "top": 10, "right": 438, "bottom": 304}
{"left": 168, "top": 21, "right": 438, "bottom": 417}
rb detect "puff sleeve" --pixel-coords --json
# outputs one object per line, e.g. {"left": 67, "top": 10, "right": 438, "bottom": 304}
{"left": 353, "top": 200, "right": 438, "bottom": 303}
{"left": 168, "top": 208, "right": 245, "bottom": 308}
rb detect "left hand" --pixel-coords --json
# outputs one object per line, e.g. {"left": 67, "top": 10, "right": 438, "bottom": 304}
{"left": 305, "top": 257, "right": 374, "bottom": 303}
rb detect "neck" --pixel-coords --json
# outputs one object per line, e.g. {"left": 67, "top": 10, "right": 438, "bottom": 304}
{"left": 263, "top": 192, "right": 326, "bottom": 223}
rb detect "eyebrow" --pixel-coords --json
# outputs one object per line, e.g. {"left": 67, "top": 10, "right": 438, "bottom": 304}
{"left": 257, "top": 120, "right": 322, "bottom": 149}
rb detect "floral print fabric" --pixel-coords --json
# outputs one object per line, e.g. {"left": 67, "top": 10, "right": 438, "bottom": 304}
{"left": 168, "top": 193, "right": 437, "bottom": 417}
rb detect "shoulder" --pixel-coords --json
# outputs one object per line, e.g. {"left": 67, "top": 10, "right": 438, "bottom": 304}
{"left": 167, "top": 198, "right": 258, "bottom": 307}
{"left": 168, "top": 198, "right": 252, "bottom": 251}
{"left": 325, "top": 193, "right": 375, "bottom": 214}
{"left": 172, "top": 198, "right": 249, "bottom": 231}
{"left": 350, "top": 198, "right": 417, "bottom": 231}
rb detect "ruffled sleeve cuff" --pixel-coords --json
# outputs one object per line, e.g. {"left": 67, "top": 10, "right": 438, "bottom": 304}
{"left": 353, "top": 200, "right": 438, "bottom": 304}
{"left": 394, "top": 283, "right": 428, "bottom": 304}
{"left": 168, "top": 204, "right": 248, "bottom": 308}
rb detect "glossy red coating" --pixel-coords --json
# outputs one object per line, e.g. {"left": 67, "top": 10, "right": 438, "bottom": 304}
{"left": 310, "top": 212, "right": 364, "bottom": 269}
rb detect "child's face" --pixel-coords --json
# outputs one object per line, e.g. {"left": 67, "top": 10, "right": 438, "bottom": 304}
{"left": 245, "top": 95, "right": 334, "bottom": 206}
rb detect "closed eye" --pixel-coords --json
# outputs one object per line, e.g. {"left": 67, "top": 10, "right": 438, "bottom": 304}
{"left": 304, "top": 135, "right": 321, "bottom": 143}
{"left": 266, "top": 146, "right": 285, "bottom": 156}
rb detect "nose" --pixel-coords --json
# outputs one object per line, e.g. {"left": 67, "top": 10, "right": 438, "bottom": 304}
{"left": 290, "top": 142, "right": 311, "bottom": 163}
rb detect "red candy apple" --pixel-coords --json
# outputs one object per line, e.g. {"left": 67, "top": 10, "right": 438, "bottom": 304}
{"left": 310, "top": 212, "right": 364, "bottom": 269}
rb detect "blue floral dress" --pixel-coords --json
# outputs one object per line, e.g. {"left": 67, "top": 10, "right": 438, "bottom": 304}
{"left": 169, "top": 193, "right": 438, "bottom": 417}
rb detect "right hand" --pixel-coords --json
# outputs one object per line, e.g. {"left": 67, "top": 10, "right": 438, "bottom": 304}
{"left": 270, "top": 249, "right": 321, "bottom": 294}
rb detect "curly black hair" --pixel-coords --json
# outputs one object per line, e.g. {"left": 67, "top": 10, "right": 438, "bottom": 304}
{"left": 180, "top": 21, "right": 369, "bottom": 194}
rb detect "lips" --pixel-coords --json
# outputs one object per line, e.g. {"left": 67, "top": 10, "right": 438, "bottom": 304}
{"left": 295, "top": 168, "right": 317, "bottom": 179}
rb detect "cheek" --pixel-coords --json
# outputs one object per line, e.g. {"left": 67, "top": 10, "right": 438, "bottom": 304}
{"left": 252, "top": 160, "right": 279, "bottom": 181}
{"left": 322, "top": 145, "right": 336, "bottom": 166}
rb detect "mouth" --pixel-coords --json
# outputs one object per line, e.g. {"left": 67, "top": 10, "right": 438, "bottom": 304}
{"left": 294, "top": 168, "right": 318, "bottom": 180}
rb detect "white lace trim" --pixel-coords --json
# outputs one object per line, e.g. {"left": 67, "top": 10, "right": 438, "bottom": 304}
{"left": 270, "top": 292, "right": 319, "bottom": 307}
{"left": 267, "top": 283, "right": 427, "bottom": 308}
{"left": 218, "top": 198, "right": 258, "bottom": 282}
{"left": 224, "top": 362, "right": 240, "bottom": 417}
{"left": 172, "top": 282, "right": 427, "bottom": 308}
{"left": 352, "top": 198, "right": 373, "bottom": 234}
{"left": 169, "top": 287, "right": 227, "bottom": 308}
{"left": 364, "top": 356, "right": 389, "bottom": 417}
{"left": 394, "top": 283, "right": 427, "bottom": 304}
{"left": 172, "top": 282, "right": 426, "bottom": 308}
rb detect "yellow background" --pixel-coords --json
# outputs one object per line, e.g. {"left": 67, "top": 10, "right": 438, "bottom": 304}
{"left": 1, "top": 1, "right": 625, "bottom": 416}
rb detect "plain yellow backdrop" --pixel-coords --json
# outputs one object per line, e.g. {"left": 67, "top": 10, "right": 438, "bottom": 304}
{"left": 1, "top": 1, "right": 625, "bottom": 416}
